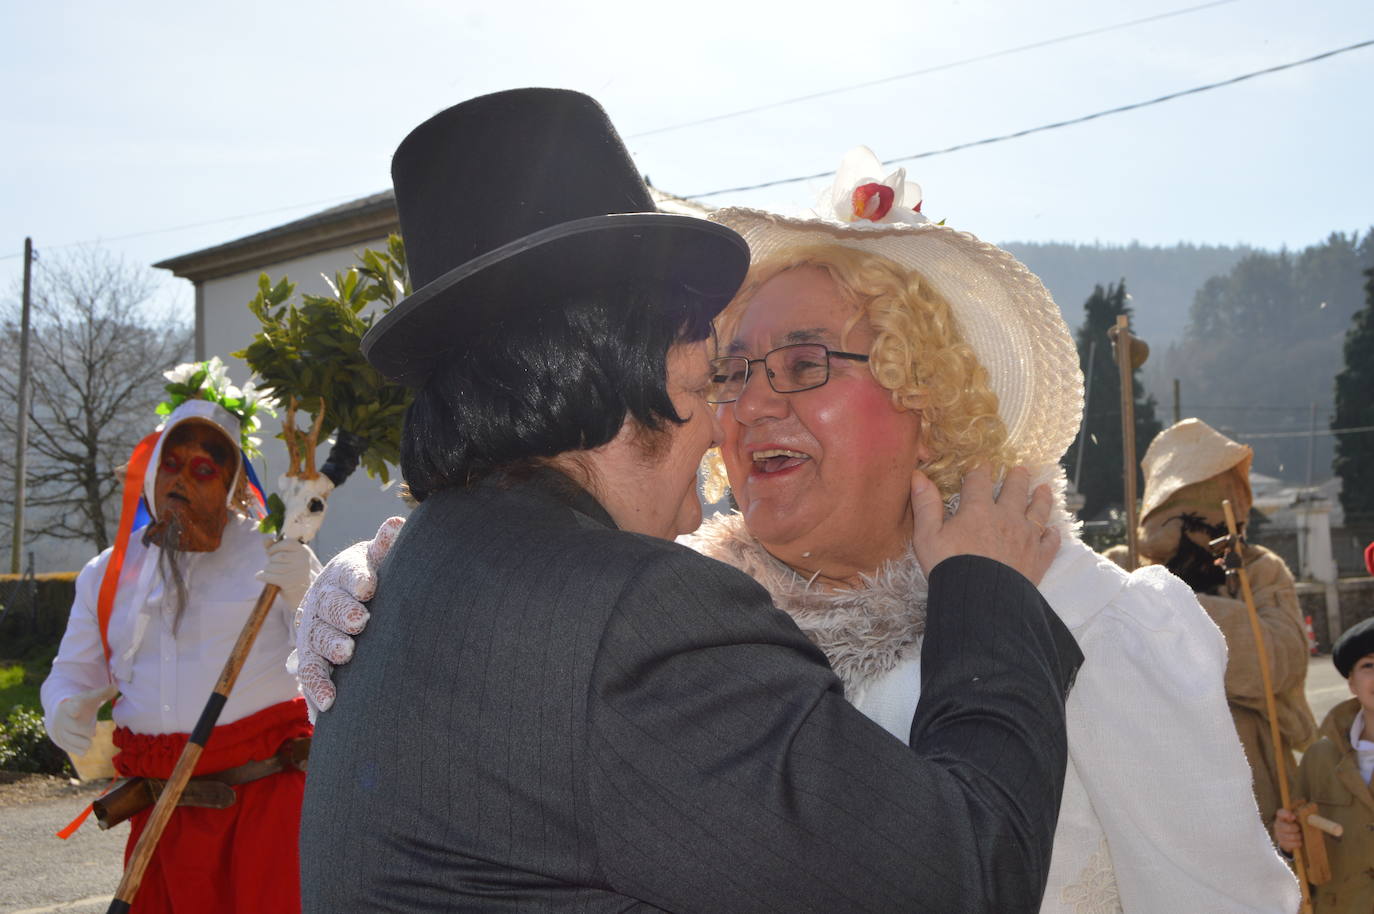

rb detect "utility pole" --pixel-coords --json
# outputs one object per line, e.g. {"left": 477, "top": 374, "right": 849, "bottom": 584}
{"left": 1305, "top": 401, "right": 1317, "bottom": 489}
{"left": 10, "top": 238, "right": 34, "bottom": 574}
{"left": 1172, "top": 378, "right": 1181, "bottom": 424}
{"left": 1110, "top": 315, "right": 1148, "bottom": 570}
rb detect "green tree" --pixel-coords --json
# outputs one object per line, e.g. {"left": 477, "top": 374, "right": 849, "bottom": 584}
{"left": 1333, "top": 267, "right": 1374, "bottom": 524}
{"left": 1153, "top": 229, "right": 1374, "bottom": 482}
{"left": 1062, "top": 280, "right": 1163, "bottom": 520}
{"left": 234, "top": 235, "right": 412, "bottom": 498}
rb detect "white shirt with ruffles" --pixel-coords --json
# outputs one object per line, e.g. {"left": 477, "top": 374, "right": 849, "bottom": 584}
{"left": 42, "top": 514, "right": 307, "bottom": 736}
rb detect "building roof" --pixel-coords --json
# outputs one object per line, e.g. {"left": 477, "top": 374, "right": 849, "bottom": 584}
{"left": 154, "top": 191, "right": 398, "bottom": 283}
{"left": 154, "top": 184, "right": 709, "bottom": 283}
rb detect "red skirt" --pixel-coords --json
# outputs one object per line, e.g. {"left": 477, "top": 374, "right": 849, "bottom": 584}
{"left": 113, "top": 699, "right": 311, "bottom": 914}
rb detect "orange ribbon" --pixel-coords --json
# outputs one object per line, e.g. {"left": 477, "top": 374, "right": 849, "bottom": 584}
{"left": 96, "top": 431, "right": 160, "bottom": 668}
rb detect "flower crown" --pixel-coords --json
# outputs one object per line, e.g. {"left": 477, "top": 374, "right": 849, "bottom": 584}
{"left": 157, "top": 357, "right": 277, "bottom": 457}
{"left": 817, "top": 146, "right": 931, "bottom": 227}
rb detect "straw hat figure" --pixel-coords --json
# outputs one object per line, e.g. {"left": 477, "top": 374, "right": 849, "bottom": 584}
{"left": 1108, "top": 418, "right": 1317, "bottom": 829}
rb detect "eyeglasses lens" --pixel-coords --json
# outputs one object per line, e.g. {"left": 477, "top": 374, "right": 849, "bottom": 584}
{"left": 775, "top": 344, "right": 829, "bottom": 392}
{"left": 707, "top": 344, "right": 831, "bottom": 403}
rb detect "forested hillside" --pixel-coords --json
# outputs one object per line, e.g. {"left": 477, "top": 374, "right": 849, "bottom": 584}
{"left": 1004, "top": 240, "right": 1252, "bottom": 346}
{"left": 1003, "top": 232, "right": 1373, "bottom": 485}
{"left": 1148, "top": 230, "right": 1374, "bottom": 484}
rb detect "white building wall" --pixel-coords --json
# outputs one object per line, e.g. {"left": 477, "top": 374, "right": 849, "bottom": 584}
{"left": 199, "top": 239, "right": 410, "bottom": 562}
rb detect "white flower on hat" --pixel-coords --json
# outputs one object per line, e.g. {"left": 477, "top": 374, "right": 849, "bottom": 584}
{"left": 204, "top": 356, "right": 230, "bottom": 394}
{"left": 156, "top": 357, "right": 278, "bottom": 457}
{"left": 163, "top": 361, "right": 202, "bottom": 385}
{"left": 820, "top": 146, "right": 928, "bottom": 227}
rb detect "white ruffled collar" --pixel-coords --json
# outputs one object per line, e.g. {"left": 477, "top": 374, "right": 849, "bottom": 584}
{"left": 682, "top": 465, "right": 1086, "bottom": 695}
{"left": 683, "top": 512, "right": 928, "bottom": 696}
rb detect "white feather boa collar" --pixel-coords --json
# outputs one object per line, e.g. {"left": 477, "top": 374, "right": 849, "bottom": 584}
{"left": 681, "top": 465, "right": 1078, "bottom": 696}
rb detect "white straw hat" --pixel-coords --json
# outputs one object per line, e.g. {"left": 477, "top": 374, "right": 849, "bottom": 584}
{"left": 710, "top": 147, "right": 1083, "bottom": 468}
{"left": 1140, "top": 417, "right": 1253, "bottom": 521}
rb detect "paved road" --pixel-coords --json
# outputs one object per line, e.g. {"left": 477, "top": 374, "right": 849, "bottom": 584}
{"left": 1, "top": 656, "right": 1358, "bottom": 912}
{"left": 0, "top": 779, "right": 124, "bottom": 914}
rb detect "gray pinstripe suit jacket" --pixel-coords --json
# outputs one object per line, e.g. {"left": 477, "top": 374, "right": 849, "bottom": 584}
{"left": 300, "top": 469, "right": 1081, "bottom": 913}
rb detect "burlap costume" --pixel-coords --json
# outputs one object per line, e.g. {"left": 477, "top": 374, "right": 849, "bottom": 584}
{"left": 1107, "top": 419, "right": 1316, "bottom": 829}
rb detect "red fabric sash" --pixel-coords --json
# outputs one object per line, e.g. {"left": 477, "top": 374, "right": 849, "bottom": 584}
{"left": 113, "top": 699, "right": 311, "bottom": 914}
{"left": 112, "top": 698, "right": 310, "bottom": 778}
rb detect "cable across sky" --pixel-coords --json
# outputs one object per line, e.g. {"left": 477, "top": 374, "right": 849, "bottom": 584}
{"left": 686, "top": 38, "right": 1374, "bottom": 200}
{"left": 628, "top": 0, "right": 1243, "bottom": 139}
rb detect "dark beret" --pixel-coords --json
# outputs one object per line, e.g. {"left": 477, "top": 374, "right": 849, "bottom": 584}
{"left": 1332, "top": 616, "right": 1374, "bottom": 678}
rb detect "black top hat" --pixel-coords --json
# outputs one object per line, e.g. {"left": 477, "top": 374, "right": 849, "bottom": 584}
{"left": 361, "top": 88, "right": 750, "bottom": 386}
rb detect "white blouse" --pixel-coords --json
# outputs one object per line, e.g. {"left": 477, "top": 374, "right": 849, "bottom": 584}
{"left": 42, "top": 514, "right": 306, "bottom": 736}
{"left": 853, "top": 537, "right": 1301, "bottom": 914}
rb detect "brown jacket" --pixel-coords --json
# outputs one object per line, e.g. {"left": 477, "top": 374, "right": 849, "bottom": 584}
{"left": 1295, "top": 697, "right": 1374, "bottom": 913}
{"left": 1106, "top": 542, "right": 1317, "bottom": 827}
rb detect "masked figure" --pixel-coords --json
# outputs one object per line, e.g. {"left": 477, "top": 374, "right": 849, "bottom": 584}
{"left": 1109, "top": 417, "right": 1317, "bottom": 831}
{"left": 42, "top": 368, "right": 320, "bottom": 914}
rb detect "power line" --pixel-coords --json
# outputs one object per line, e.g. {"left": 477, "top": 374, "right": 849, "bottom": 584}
{"left": 0, "top": 192, "right": 366, "bottom": 262}
{"left": 686, "top": 38, "right": 1374, "bottom": 200}
{"left": 1230, "top": 424, "right": 1374, "bottom": 440}
{"left": 628, "top": 0, "right": 1241, "bottom": 139}
{"left": 1187, "top": 403, "right": 1332, "bottom": 412}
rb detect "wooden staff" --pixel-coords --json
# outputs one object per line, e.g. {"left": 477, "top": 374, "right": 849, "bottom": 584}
{"left": 1220, "top": 499, "right": 1313, "bottom": 914}
{"left": 106, "top": 579, "right": 281, "bottom": 913}
{"left": 1108, "top": 315, "right": 1147, "bottom": 570}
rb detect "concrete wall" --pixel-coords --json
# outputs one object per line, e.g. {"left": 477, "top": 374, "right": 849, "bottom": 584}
{"left": 1297, "top": 577, "right": 1374, "bottom": 651}
{"left": 199, "top": 238, "right": 410, "bottom": 562}
{"left": 1255, "top": 526, "right": 1374, "bottom": 579}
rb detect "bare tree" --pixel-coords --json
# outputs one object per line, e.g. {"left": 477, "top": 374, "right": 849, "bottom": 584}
{"left": 0, "top": 248, "right": 192, "bottom": 552}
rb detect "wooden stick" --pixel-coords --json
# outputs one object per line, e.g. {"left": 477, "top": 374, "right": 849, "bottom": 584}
{"left": 1295, "top": 801, "right": 1334, "bottom": 885}
{"left": 1113, "top": 315, "right": 1140, "bottom": 570}
{"left": 303, "top": 397, "right": 326, "bottom": 480}
{"left": 106, "top": 582, "right": 281, "bottom": 914}
{"left": 1304, "top": 812, "right": 1343, "bottom": 839}
{"left": 284, "top": 397, "right": 301, "bottom": 478}
{"left": 1222, "top": 499, "right": 1313, "bottom": 913}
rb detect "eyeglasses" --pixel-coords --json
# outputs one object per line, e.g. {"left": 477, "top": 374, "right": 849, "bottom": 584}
{"left": 707, "top": 343, "right": 870, "bottom": 404}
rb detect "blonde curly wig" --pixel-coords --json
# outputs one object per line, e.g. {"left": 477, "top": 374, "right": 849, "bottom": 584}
{"left": 704, "top": 244, "right": 1012, "bottom": 501}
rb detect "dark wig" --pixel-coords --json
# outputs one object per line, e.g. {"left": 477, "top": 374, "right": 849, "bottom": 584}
{"left": 400, "top": 281, "right": 714, "bottom": 501}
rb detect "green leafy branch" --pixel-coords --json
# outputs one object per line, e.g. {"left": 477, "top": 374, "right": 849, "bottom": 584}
{"left": 232, "top": 234, "right": 412, "bottom": 487}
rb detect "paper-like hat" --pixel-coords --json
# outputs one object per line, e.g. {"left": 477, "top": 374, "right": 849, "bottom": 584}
{"left": 1140, "top": 418, "right": 1253, "bottom": 522}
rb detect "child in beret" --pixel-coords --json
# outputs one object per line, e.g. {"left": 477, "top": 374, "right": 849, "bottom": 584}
{"left": 1273, "top": 616, "right": 1374, "bottom": 912}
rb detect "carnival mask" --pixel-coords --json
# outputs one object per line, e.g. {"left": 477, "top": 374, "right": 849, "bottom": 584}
{"left": 149, "top": 421, "right": 236, "bottom": 552}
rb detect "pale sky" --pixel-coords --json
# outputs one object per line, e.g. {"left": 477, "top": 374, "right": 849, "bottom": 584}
{"left": 3, "top": 0, "right": 1372, "bottom": 316}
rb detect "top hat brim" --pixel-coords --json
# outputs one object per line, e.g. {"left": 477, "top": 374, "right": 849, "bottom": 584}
{"left": 363, "top": 213, "right": 748, "bottom": 386}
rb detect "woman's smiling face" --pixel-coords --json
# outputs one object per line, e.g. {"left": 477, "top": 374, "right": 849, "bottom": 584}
{"left": 718, "top": 265, "right": 929, "bottom": 583}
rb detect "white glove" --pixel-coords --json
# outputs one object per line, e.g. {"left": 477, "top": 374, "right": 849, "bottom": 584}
{"left": 49, "top": 684, "right": 118, "bottom": 756}
{"left": 258, "top": 536, "right": 317, "bottom": 612}
{"left": 291, "top": 516, "right": 405, "bottom": 717}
